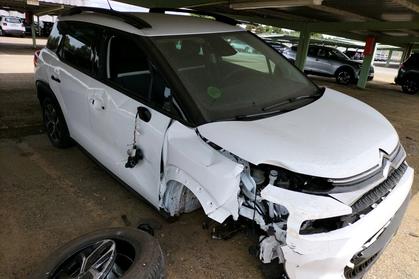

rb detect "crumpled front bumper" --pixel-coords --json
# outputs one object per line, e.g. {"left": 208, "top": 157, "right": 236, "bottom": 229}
{"left": 262, "top": 166, "right": 414, "bottom": 279}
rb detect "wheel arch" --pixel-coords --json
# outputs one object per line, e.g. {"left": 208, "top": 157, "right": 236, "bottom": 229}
{"left": 334, "top": 64, "right": 356, "bottom": 77}
{"left": 160, "top": 122, "right": 244, "bottom": 223}
{"left": 36, "top": 80, "right": 57, "bottom": 104}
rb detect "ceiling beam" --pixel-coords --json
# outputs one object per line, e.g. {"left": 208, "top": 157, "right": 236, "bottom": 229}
{"left": 391, "top": 0, "right": 419, "bottom": 14}
{"left": 116, "top": 0, "right": 227, "bottom": 8}
{"left": 251, "top": 8, "right": 315, "bottom": 21}
{"left": 307, "top": 4, "right": 419, "bottom": 38}
{"left": 308, "top": 4, "right": 370, "bottom": 21}
{"left": 36, "top": 5, "right": 64, "bottom": 16}
{"left": 307, "top": 20, "right": 419, "bottom": 32}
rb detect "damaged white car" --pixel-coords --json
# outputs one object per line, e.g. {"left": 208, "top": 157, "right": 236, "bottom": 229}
{"left": 34, "top": 7, "right": 414, "bottom": 279}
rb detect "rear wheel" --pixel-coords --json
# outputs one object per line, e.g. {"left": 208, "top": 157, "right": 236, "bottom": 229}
{"left": 41, "top": 96, "right": 73, "bottom": 148}
{"left": 335, "top": 68, "right": 353, "bottom": 85}
{"left": 402, "top": 77, "right": 419, "bottom": 95}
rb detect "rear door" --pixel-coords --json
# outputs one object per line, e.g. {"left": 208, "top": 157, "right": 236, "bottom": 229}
{"left": 54, "top": 21, "right": 102, "bottom": 148}
{"left": 304, "top": 46, "right": 318, "bottom": 72}
{"left": 314, "top": 47, "right": 333, "bottom": 75}
{"left": 87, "top": 30, "right": 178, "bottom": 206}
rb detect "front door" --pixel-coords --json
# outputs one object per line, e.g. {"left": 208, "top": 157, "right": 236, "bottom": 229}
{"left": 87, "top": 31, "right": 174, "bottom": 206}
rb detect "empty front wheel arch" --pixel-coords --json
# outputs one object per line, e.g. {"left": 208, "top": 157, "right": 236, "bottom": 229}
{"left": 161, "top": 180, "right": 202, "bottom": 217}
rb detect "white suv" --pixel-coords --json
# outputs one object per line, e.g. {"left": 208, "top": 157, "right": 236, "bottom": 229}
{"left": 0, "top": 16, "right": 25, "bottom": 37}
{"left": 34, "top": 7, "right": 414, "bottom": 279}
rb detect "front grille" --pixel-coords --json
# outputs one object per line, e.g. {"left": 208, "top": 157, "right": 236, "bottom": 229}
{"left": 344, "top": 252, "right": 379, "bottom": 279}
{"left": 329, "top": 143, "right": 406, "bottom": 193}
{"left": 352, "top": 163, "right": 407, "bottom": 214}
{"left": 341, "top": 162, "right": 407, "bottom": 225}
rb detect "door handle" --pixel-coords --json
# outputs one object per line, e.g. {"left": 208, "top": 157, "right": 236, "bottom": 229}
{"left": 51, "top": 75, "right": 61, "bottom": 83}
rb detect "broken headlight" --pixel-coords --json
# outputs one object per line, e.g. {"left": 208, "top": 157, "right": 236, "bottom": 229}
{"left": 299, "top": 216, "right": 348, "bottom": 235}
{"left": 252, "top": 165, "right": 334, "bottom": 194}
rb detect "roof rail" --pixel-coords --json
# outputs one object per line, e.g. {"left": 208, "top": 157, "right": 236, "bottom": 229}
{"left": 61, "top": 7, "right": 151, "bottom": 29}
{"left": 149, "top": 7, "right": 238, "bottom": 26}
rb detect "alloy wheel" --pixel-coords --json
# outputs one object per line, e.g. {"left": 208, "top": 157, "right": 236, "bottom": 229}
{"left": 337, "top": 71, "right": 351, "bottom": 84}
{"left": 44, "top": 103, "right": 62, "bottom": 143}
{"left": 403, "top": 79, "right": 419, "bottom": 94}
{"left": 50, "top": 239, "right": 135, "bottom": 279}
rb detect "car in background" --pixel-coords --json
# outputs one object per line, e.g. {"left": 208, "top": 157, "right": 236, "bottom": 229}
{"left": 283, "top": 45, "right": 374, "bottom": 85}
{"left": 263, "top": 39, "right": 289, "bottom": 53}
{"left": 0, "top": 16, "right": 25, "bottom": 37}
{"left": 375, "top": 51, "right": 388, "bottom": 62}
{"left": 395, "top": 53, "right": 419, "bottom": 94}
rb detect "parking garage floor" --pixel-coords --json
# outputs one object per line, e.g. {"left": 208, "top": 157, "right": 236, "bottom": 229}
{"left": 0, "top": 37, "right": 418, "bottom": 279}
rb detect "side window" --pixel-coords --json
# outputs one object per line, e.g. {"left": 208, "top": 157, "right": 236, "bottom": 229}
{"left": 107, "top": 35, "right": 151, "bottom": 98}
{"left": 107, "top": 34, "right": 183, "bottom": 119}
{"left": 59, "top": 22, "right": 97, "bottom": 74}
{"left": 317, "top": 48, "right": 329, "bottom": 58}
{"left": 46, "top": 22, "right": 63, "bottom": 53}
{"left": 308, "top": 47, "right": 317, "bottom": 57}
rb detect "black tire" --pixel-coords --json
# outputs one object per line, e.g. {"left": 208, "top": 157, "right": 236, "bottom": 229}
{"left": 402, "top": 77, "right": 419, "bottom": 95}
{"left": 41, "top": 96, "right": 73, "bottom": 148}
{"left": 335, "top": 68, "right": 354, "bottom": 85}
{"left": 32, "top": 227, "right": 165, "bottom": 279}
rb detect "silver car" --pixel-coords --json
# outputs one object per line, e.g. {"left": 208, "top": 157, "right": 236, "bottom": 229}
{"left": 283, "top": 45, "right": 374, "bottom": 85}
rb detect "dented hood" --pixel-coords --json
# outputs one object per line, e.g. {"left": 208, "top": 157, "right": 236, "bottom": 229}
{"left": 198, "top": 88, "right": 399, "bottom": 179}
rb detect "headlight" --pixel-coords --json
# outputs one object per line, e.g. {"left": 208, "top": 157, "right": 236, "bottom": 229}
{"left": 299, "top": 215, "right": 354, "bottom": 235}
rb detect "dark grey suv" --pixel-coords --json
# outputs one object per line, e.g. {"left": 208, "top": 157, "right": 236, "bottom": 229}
{"left": 283, "top": 45, "right": 374, "bottom": 85}
{"left": 395, "top": 53, "right": 419, "bottom": 95}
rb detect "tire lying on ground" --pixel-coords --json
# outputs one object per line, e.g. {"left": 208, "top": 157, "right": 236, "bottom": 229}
{"left": 32, "top": 227, "right": 165, "bottom": 279}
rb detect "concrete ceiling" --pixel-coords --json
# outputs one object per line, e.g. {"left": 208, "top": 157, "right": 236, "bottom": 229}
{"left": 117, "top": 0, "right": 419, "bottom": 46}
{"left": 1, "top": 0, "right": 418, "bottom": 46}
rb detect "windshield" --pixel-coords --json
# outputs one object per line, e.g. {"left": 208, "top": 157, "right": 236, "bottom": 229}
{"left": 151, "top": 31, "right": 320, "bottom": 122}
{"left": 330, "top": 49, "right": 350, "bottom": 60}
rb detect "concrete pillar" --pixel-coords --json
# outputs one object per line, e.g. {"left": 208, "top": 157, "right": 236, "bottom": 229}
{"left": 29, "top": 13, "right": 36, "bottom": 49}
{"left": 295, "top": 28, "right": 311, "bottom": 71}
{"left": 357, "top": 37, "right": 377, "bottom": 89}
{"left": 37, "top": 15, "right": 40, "bottom": 36}
{"left": 385, "top": 49, "right": 393, "bottom": 67}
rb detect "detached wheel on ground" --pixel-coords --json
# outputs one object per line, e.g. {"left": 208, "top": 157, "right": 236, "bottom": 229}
{"left": 402, "top": 77, "right": 419, "bottom": 95}
{"left": 335, "top": 68, "right": 354, "bottom": 85}
{"left": 32, "top": 227, "right": 165, "bottom": 279}
{"left": 41, "top": 96, "right": 73, "bottom": 148}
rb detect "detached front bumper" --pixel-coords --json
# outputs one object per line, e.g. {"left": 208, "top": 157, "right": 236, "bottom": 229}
{"left": 262, "top": 166, "right": 414, "bottom": 279}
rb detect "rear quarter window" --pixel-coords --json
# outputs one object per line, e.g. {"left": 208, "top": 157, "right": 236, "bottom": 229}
{"left": 46, "top": 22, "right": 63, "bottom": 53}
{"left": 58, "top": 21, "right": 99, "bottom": 75}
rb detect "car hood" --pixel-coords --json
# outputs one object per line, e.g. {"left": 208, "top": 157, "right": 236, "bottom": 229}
{"left": 197, "top": 88, "right": 399, "bottom": 179}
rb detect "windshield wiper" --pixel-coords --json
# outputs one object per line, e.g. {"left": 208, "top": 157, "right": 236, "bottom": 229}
{"left": 234, "top": 108, "right": 291, "bottom": 120}
{"left": 262, "top": 92, "right": 323, "bottom": 112}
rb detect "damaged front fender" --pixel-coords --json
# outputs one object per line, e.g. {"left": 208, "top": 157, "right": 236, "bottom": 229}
{"left": 160, "top": 122, "right": 244, "bottom": 222}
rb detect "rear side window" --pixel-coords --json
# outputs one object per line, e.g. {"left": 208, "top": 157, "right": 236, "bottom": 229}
{"left": 5, "top": 17, "right": 21, "bottom": 23}
{"left": 59, "top": 21, "right": 98, "bottom": 74}
{"left": 46, "top": 22, "right": 62, "bottom": 53}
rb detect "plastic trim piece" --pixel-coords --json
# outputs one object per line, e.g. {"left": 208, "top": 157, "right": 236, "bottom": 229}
{"left": 61, "top": 7, "right": 152, "bottom": 29}
{"left": 149, "top": 7, "right": 239, "bottom": 26}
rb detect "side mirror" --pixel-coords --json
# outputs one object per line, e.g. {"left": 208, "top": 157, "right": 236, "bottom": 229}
{"left": 137, "top": 106, "right": 151, "bottom": 122}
